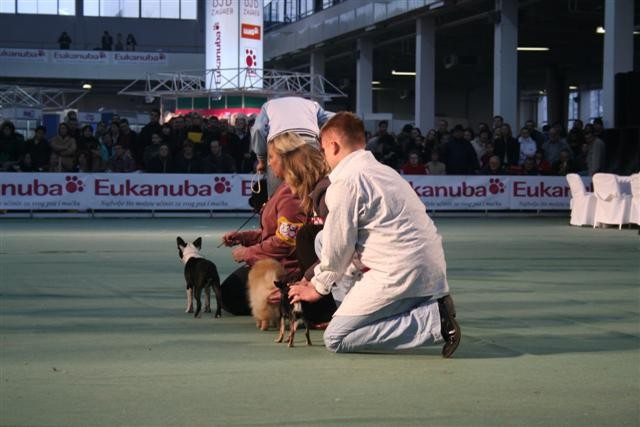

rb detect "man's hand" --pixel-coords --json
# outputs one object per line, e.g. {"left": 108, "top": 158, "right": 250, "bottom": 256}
{"left": 231, "top": 247, "right": 247, "bottom": 263}
{"left": 288, "top": 278, "right": 323, "bottom": 304}
{"left": 222, "top": 231, "right": 241, "bottom": 247}
{"left": 256, "top": 158, "right": 266, "bottom": 173}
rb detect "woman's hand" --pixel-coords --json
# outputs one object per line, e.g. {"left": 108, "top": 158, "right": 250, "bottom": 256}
{"left": 231, "top": 247, "right": 247, "bottom": 263}
{"left": 288, "top": 278, "right": 323, "bottom": 304}
{"left": 222, "top": 231, "right": 241, "bottom": 247}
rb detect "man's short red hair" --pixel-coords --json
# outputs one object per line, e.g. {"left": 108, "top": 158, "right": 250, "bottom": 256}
{"left": 320, "top": 112, "right": 366, "bottom": 148}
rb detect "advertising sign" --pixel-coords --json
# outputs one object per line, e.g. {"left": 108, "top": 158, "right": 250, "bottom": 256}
{"left": 112, "top": 52, "right": 168, "bottom": 65}
{"left": 51, "top": 50, "right": 109, "bottom": 64}
{"left": 205, "top": 0, "right": 263, "bottom": 90}
{"left": 0, "top": 173, "right": 588, "bottom": 212}
{"left": 239, "top": 0, "right": 263, "bottom": 88}
{"left": 0, "top": 48, "right": 47, "bottom": 62}
{"left": 0, "top": 173, "right": 254, "bottom": 211}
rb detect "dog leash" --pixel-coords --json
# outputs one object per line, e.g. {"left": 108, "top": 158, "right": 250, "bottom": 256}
{"left": 216, "top": 211, "right": 259, "bottom": 248}
{"left": 216, "top": 172, "right": 264, "bottom": 248}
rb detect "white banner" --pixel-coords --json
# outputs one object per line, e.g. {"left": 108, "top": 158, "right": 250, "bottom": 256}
{"left": 0, "top": 173, "right": 254, "bottom": 211}
{"left": 51, "top": 50, "right": 109, "bottom": 64}
{"left": 0, "top": 48, "right": 47, "bottom": 62}
{"left": 509, "top": 176, "right": 592, "bottom": 210}
{"left": 205, "top": 0, "right": 263, "bottom": 89}
{"left": 0, "top": 173, "right": 590, "bottom": 211}
{"left": 0, "top": 173, "right": 88, "bottom": 210}
{"left": 408, "top": 175, "right": 511, "bottom": 210}
{"left": 239, "top": 0, "right": 263, "bottom": 88}
{"left": 206, "top": 0, "right": 239, "bottom": 89}
{"left": 112, "top": 52, "right": 168, "bottom": 65}
{"left": 407, "top": 175, "right": 591, "bottom": 210}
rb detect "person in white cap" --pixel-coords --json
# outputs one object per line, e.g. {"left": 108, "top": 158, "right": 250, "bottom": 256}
{"left": 250, "top": 96, "right": 334, "bottom": 195}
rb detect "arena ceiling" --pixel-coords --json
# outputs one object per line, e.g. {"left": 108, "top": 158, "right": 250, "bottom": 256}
{"left": 266, "top": 0, "right": 639, "bottom": 110}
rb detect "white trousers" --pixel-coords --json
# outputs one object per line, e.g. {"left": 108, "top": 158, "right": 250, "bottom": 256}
{"left": 323, "top": 297, "right": 443, "bottom": 353}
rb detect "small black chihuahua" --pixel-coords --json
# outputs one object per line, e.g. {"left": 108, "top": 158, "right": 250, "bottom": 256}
{"left": 273, "top": 280, "right": 312, "bottom": 348}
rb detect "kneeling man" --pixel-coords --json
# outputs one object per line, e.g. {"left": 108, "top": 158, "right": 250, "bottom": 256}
{"left": 289, "top": 112, "right": 461, "bottom": 357}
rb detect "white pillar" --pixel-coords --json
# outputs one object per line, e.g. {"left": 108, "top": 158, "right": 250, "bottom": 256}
{"left": 493, "top": 0, "right": 518, "bottom": 128}
{"left": 415, "top": 17, "right": 436, "bottom": 132}
{"left": 310, "top": 50, "right": 326, "bottom": 106}
{"left": 578, "top": 89, "right": 592, "bottom": 124}
{"left": 356, "top": 37, "right": 373, "bottom": 118}
{"left": 602, "top": 0, "right": 634, "bottom": 128}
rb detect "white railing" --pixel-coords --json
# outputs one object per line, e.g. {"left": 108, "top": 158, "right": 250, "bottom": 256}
{"left": 118, "top": 68, "right": 346, "bottom": 101}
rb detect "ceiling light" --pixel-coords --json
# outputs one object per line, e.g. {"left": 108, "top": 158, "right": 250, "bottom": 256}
{"left": 595, "top": 26, "right": 639, "bottom": 35}
{"left": 82, "top": 83, "right": 92, "bottom": 90}
{"left": 391, "top": 70, "right": 416, "bottom": 76}
{"left": 569, "top": 85, "right": 578, "bottom": 90}
{"left": 517, "top": 47, "right": 550, "bottom": 52}
{"left": 371, "top": 81, "right": 381, "bottom": 85}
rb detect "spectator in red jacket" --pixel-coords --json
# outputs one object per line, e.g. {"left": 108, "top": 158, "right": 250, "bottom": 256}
{"left": 400, "top": 151, "right": 428, "bottom": 175}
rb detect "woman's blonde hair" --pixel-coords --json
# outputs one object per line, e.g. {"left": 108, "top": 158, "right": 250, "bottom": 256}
{"left": 269, "top": 132, "right": 330, "bottom": 214}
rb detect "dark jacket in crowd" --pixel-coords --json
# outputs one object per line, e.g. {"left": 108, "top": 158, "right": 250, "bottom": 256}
{"left": 174, "top": 154, "right": 203, "bottom": 173}
{"left": 441, "top": 137, "right": 478, "bottom": 175}
{"left": 139, "top": 121, "right": 162, "bottom": 148}
{"left": 0, "top": 122, "right": 25, "bottom": 164}
{"left": 24, "top": 137, "right": 50, "bottom": 170}
{"left": 147, "top": 156, "right": 175, "bottom": 173}
{"left": 502, "top": 137, "right": 520, "bottom": 166}
{"left": 203, "top": 152, "right": 236, "bottom": 173}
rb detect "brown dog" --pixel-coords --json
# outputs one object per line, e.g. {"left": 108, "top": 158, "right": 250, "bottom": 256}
{"left": 247, "top": 258, "right": 284, "bottom": 331}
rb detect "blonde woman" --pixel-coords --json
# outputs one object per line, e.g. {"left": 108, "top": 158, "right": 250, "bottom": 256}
{"left": 268, "top": 132, "right": 336, "bottom": 325}
{"left": 270, "top": 132, "right": 331, "bottom": 217}
{"left": 220, "top": 133, "right": 308, "bottom": 315}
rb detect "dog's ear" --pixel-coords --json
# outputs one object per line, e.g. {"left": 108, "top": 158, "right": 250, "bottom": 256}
{"left": 193, "top": 237, "right": 202, "bottom": 249}
{"left": 177, "top": 237, "right": 187, "bottom": 248}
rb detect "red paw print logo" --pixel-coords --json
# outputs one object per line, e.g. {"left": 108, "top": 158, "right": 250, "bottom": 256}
{"left": 214, "top": 177, "right": 232, "bottom": 194}
{"left": 245, "top": 49, "right": 257, "bottom": 68}
{"left": 65, "top": 176, "right": 85, "bottom": 193}
{"left": 488, "top": 178, "right": 505, "bottom": 194}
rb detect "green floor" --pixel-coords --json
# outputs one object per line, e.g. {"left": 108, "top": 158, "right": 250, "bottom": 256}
{"left": 1, "top": 217, "right": 638, "bottom": 426}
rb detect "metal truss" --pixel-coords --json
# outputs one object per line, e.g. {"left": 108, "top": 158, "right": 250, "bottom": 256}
{"left": 0, "top": 85, "right": 88, "bottom": 110}
{"left": 118, "top": 68, "right": 346, "bottom": 101}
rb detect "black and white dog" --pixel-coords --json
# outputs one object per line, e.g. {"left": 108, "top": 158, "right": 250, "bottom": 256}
{"left": 176, "top": 237, "right": 222, "bottom": 318}
{"left": 274, "top": 280, "right": 312, "bottom": 347}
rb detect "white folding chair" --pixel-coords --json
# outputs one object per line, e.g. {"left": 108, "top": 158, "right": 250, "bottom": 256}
{"left": 592, "top": 173, "right": 632, "bottom": 229}
{"left": 629, "top": 173, "right": 640, "bottom": 226}
{"left": 566, "top": 173, "right": 596, "bottom": 226}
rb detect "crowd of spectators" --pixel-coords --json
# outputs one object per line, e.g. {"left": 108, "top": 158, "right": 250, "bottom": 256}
{"left": 0, "top": 109, "right": 255, "bottom": 174}
{"left": 0, "top": 110, "right": 608, "bottom": 177}
{"left": 365, "top": 116, "right": 607, "bottom": 177}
